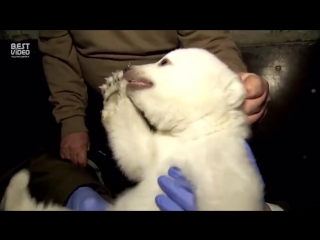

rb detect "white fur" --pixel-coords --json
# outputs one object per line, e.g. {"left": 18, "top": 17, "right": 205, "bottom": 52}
{"left": 1, "top": 170, "right": 68, "bottom": 211}
{"left": 101, "top": 48, "right": 264, "bottom": 210}
{"left": 2, "top": 48, "right": 264, "bottom": 211}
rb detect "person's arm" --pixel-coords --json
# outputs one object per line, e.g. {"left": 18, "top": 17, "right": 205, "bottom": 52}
{"left": 177, "top": 30, "right": 247, "bottom": 73}
{"left": 38, "top": 30, "right": 88, "bottom": 137}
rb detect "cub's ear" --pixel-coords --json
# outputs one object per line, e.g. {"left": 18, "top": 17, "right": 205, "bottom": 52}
{"left": 99, "top": 84, "right": 107, "bottom": 95}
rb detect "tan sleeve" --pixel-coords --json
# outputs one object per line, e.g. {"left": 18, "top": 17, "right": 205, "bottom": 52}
{"left": 38, "top": 30, "right": 88, "bottom": 137}
{"left": 177, "top": 30, "right": 247, "bottom": 73}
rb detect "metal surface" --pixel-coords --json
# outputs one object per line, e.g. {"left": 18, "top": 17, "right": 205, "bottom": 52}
{"left": 232, "top": 30, "right": 320, "bottom": 47}
{"left": 241, "top": 42, "right": 320, "bottom": 210}
{"left": 242, "top": 43, "right": 316, "bottom": 138}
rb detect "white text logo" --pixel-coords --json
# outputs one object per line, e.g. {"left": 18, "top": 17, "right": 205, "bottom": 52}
{"left": 11, "top": 43, "right": 30, "bottom": 58}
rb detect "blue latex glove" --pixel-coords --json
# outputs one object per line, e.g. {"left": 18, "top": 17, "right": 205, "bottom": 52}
{"left": 155, "top": 141, "right": 264, "bottom": 211}
{"left": 66, "top": 187, "right": 110, "bottom": 211}
{"left": 156, "top": 167, "right": 196, "bottom": 211}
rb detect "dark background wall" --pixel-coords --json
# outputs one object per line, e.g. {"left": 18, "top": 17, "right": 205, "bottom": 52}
{"left": 0, "top": 31, "right": 319, "bottom": 210}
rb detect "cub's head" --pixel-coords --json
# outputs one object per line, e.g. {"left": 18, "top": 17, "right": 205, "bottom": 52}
{"left": 124, "top": 48, "right": 246, "bottom": 133}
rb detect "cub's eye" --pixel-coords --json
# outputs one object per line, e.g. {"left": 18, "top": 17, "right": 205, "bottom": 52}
{"left": 158, "top": 58, "right": 170, "bottom": 66}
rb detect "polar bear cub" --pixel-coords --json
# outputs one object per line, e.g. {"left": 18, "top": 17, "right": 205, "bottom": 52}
{"left": 100, "top": 48, "right": 264, "bottom": 211}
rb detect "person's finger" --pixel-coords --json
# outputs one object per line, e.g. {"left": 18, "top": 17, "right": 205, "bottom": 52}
{"left": 60, "top": 150, "right": 66, "bottom": 159}
{"left": 77, "top": 150, "right": 87, "bottom": 167}
{"left": 244, "top": 142, "right": 264, "bottom": 186}
{"left": 168, "top": 167, "right": 193, "bottom": 192}
{"left": 247, "top": 101, "right": 268, "bottom": 124}
{"left": 155, "top": 195, "right": 184, "bottom": 211}
{"left": 60, "top": 148, "right": 70, "bottom": 160}
{"left": 243, "top": 90, "right": 268, "bottom": 115}
{"left": 258, "top": 108, "right": 268, "bottom": 123}
{"left": 157, "top": 176, "right": 195, "bottom": 211}
{"left": 244, "top": 142, "right": 255, "bottom": 162}
{"left": 244, "top": 141, "right": 260, "bottom": 171}
{"left": 69, "top": 149, "right": 78, "bottom": 165}
{"left": 243, "top": 75, "right": 265, "bottom": 99}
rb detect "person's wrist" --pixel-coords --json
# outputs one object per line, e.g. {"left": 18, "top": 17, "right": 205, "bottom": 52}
{"left": 61, "top": 116, "right": 88, "bottom": 138}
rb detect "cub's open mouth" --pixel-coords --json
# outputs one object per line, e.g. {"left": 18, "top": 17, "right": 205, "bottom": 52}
{"left": 127, "top": 78, "right": 153, "bottom": 90}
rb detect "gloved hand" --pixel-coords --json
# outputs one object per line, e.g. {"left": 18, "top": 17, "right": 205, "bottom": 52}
{"left": 155, "top": 141, "right": 264, "bottom": 211}
{"left": 66, "top": 187, "right": 110, "bottom": 211}
{"left": 156, "top": 167, "right": 196, "bottom": 211}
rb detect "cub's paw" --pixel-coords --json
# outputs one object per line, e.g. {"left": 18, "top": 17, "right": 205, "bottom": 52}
{"left": 100, "top": 71, "right": 125, "bottom": 122}
{"left": 100, "top": 71, "right": 123, "bottom": 99}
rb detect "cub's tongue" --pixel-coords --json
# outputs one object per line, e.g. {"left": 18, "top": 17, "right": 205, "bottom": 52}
{"left": 132, "top": 81, "right": 148, "bottom": 86}
{"left": 127, "top": 80, "right": 152, "bottom": 90}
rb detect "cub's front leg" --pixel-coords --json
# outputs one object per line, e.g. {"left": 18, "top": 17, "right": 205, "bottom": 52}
{"left": 101, "top": 71, "right": 154, "bottom": 182}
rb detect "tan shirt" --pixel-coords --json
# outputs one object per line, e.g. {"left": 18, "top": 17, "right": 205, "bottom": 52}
{"left": 38, "top": 30, "right": 247, "bottom": 137}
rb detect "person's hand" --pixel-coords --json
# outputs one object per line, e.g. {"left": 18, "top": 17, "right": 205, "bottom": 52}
{"left": 238, "top": 72, "right": 270, "bottom": 125}
{"left": 66, "top": 187, "right": 110, "bottom": 211}
{"left": 155, "top": 142, "right": 265, "bottom": 211}
{"left": 156, "top": 167, "right": 196, "bottom": 211}
{"left": 60, "top": 132, "right": 90, "bottom": 167}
